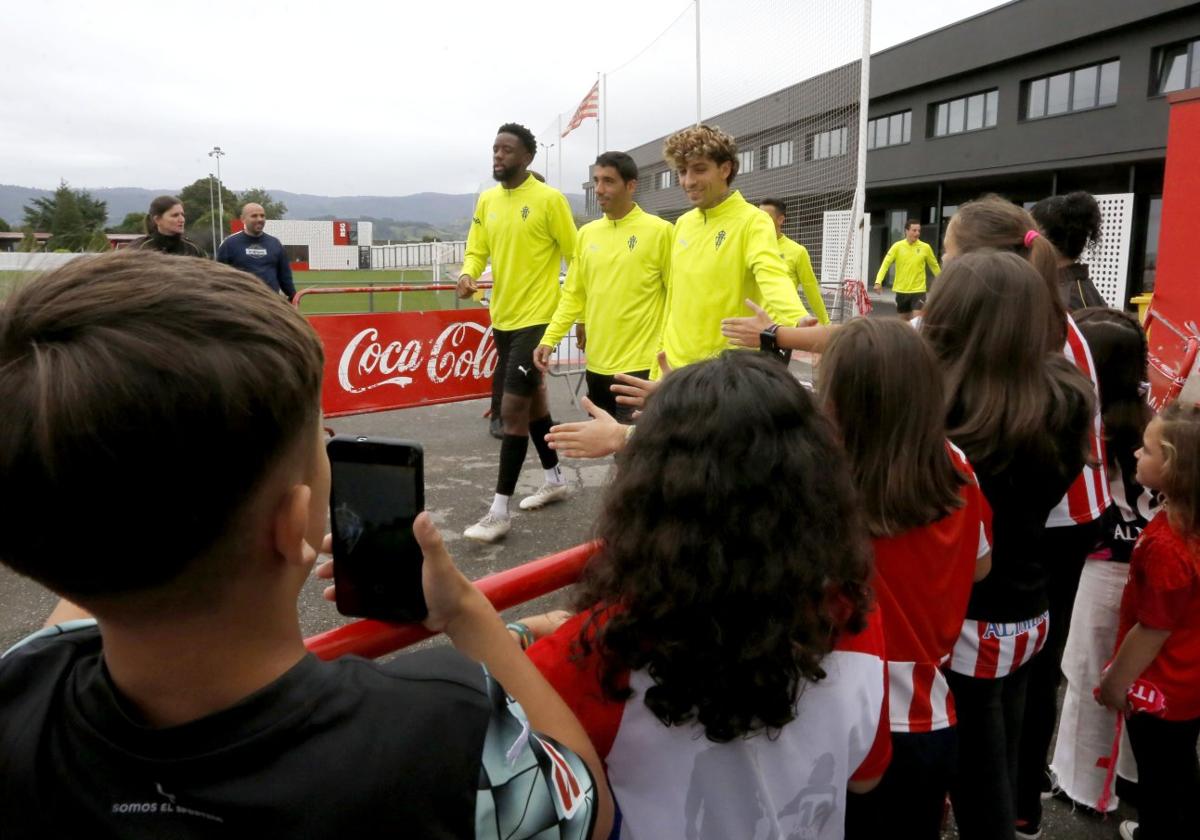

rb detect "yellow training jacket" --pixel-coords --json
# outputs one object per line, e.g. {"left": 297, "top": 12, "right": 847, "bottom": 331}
{"left": 540, "top": 204, "right": 672, "bottom": 375}
{"left": 778, "top": 234, "right": 830, "bottom": 325}
{"left": 461, "top": 175, "right": 578, "bottom": 331}
{"left": 875, "top": 238, "right": 941, "bottom": 294}
{"left": 661, "top": 190, "right": 808, "bottom": 369}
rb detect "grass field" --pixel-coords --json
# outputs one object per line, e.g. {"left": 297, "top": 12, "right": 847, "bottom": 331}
{"left": 293, "top": 269, "right": 483, "bottom": 316}
{"left": 0, "top": 268, "right": 482, "bottom": 315}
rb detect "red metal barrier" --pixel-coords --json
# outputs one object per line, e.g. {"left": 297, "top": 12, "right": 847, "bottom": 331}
{"left": 1144, "top": 309, "right": 1199, "bottom": 410}
{"left": 304, "top": 540, "right": 598, "bottom": 660}
{"left": 296, "top": 284, "right": 498, "bottom": 417}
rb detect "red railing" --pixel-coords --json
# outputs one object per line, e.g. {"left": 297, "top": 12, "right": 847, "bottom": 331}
{"left": 304, "top": 540, "right": 598, "bottom": 660}
{"left": 293, "top": 282, "right": 488, "bottom": 308}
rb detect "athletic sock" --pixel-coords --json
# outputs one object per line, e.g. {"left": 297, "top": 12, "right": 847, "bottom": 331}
{"left": 496, "top": 433, "right": 529, "bottom": 498}
{"left": 528, "top": 415, "right": 559, "bottom": 471}
{"left": 489, "top": 493, "right": 510, "bottom": 519}
{"left": 543, "top": 465, "right": 564, "bottom": 486}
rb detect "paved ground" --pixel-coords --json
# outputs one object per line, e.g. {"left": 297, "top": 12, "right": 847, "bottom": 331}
{"left": 0, "top": 288, "right": 1135, "bottom": 837}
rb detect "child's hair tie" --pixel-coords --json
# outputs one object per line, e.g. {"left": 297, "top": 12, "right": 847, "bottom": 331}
{"left": 1023, "top": 230, "right": 1040, "bottom": 248}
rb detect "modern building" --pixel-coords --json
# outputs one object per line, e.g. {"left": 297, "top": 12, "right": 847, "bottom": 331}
{"left": 605, "top": 0, "right": 1200, "bottom": 307}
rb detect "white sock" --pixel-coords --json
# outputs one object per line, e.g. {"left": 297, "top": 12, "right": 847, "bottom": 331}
{"left": 544, "top": 465, "right": 564, "bottom": 486}
{"left": 490, "top": 493, "right": 510, "bottom": 519}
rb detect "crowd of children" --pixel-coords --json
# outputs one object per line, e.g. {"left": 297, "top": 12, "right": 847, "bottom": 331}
{"left": 0, "top": 125, "right": 1197, "bottom": 840}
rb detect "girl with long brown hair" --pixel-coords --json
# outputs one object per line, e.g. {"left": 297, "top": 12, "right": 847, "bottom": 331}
{"left": 922, "top": 250, "right": 1094, "bottom": 840}
{"left": 820, "top": 318, "right": 991, "bottom": 840}
{"left": 944, "top": 196, "right": 1111, "bottom": 838}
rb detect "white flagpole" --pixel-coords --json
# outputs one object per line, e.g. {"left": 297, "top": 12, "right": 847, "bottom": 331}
{"left": 557, "top": 113, "right": 563, "bottom": 190}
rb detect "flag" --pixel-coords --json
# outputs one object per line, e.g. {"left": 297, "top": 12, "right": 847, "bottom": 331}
{"left": 561, "top": 82, "right": 599, "bottom": 138}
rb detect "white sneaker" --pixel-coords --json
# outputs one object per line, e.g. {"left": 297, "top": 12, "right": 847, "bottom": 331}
{"left": 1119, "top": 820, "right": 1139, "bottom": 840}
{"left": 463, "top": 513, "right": 511, "bottom": 542}
{"left": 519, "top": 483, "right": 570, "bottom": 511}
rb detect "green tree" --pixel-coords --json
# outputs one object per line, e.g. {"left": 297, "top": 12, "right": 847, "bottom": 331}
{"left": 110, "top": 211, "right": 147, "bottom": 233}
{"left": 237, "top": 187, "right": 287, "bottom": 219}
{"left": 22, "top": 181, "right": 106, "bottom": 234}
{"left": 178, "top": 177, "right": 237, "bottom": 240}
{"left": 86, "top": 229, "right": 112, "bottom": 252}
{"left": 47, "top": 183, "right": 89, "bottom": 252}
{"left": 0, "top": 218, "right": 10, "bottom": 233}
{"left": 17, "top": 227, "right": 38, "bottom": 252}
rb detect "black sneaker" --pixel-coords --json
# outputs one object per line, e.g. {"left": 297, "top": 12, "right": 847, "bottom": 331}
{"left": 489, "top": 415, "right": 503, "bottom": 440}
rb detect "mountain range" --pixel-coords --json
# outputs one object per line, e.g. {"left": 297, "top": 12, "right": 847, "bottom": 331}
{"left": 0, "top": 184, "right": 587, "bottom": 239}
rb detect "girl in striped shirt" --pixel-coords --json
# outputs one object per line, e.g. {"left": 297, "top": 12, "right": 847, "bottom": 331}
{"left": 922, "top": 250, "right": 1094, "bottom": 840}
{"left": 823, "top": 319, "right": 992, "bottom": 840}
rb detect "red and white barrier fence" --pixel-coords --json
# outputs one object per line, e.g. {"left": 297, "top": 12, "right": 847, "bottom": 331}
{"left": 304, "top": 541, "right": 598, "bottom": 660}
{"left": 296, "top": 284, "right": 497, "bottom": 417}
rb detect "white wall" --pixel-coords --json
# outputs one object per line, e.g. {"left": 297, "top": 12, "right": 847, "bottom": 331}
{"left": 263, "top": 219, "right": 372, "bottom": 270}
{"left": 0, "top": 252, "right": 85, "bottom": 271}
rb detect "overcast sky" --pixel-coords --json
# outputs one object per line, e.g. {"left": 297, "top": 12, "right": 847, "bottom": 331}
{"left": 1, "top": 0, "right": 1009, "bottom": 197}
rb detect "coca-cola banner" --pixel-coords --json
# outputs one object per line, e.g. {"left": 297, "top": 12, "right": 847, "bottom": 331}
{"left": 309, "top": 310, "right": 496, "bottom": 417}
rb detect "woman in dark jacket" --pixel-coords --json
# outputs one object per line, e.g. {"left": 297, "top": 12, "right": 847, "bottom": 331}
{"left": 1031, "top": 191, "right": 1107, "bottom": 311}
{"left": 129, "top": 195, "right": 205, "bottom": 257}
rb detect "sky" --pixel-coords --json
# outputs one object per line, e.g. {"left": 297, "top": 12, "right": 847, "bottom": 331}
{"left": 1, "top": 0, "right": 1011, "bottom": 197}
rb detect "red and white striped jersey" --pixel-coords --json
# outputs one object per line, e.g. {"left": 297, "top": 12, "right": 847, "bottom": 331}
{"left": 528, "top": 608, "right": 891, "bottom": 840}
{"left": 1047, "top": 316, "right": 1111, "bottom": 527}
{"left": 872, "top": 442, "right": 991, "bottom": 732}
{"left": 947, "top": 610, "right": 1049, "bottom": 679}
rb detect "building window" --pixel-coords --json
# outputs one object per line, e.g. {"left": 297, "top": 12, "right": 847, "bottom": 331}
{"left": 810, "top": 127, "right": 848, "bottom": 160}
{"left": 737, "top": 149, "right": 755, "bottom": 174}
{"left": 1025, "top": 60, "right": 1119, "bottom": 119}
{"left": 1153, "top": 38, "right": 1200, "bottom": 95}
{"left": 931, "top": 89, "right": 999, "bottom": 137}
{"left": 866, "top": 110, "right": 911, "bottom": 150}
{"left": 765, "top": 140, "right": 794, "bottom": 169}
{"left": 658, "top": 170, "right": 673, "bottom": 190}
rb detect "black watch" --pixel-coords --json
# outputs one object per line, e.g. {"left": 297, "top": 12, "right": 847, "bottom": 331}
{"left": 759, "top": 323, "right": 788, "bottom": 362}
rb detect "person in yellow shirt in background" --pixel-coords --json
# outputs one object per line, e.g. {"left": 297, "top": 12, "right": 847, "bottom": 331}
{"left": 659, "top": 124, "right": 809, "bottom": 370}
{"left": 457, "top": 122, "right": 577, "bottom": 543}
{"left": 533, "top": 151, "right": 671, "bottom": 424}
{"left": 758, "top": 198, "right": 830, "bottom": 325}
{"left": 874, "top": 219, "right": 941, "bottom": 321}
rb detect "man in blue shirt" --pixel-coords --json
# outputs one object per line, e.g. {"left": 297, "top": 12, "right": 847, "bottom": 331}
{"left": 218, "top": 202, "right": 296, "bottom": 301}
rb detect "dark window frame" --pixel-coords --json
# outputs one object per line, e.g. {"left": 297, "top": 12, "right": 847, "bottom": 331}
{"left": 865, "top": 109, "right": 911, "bottom": 151}
{"left": 1150, "top": 37, "right": 1200, "bottom": 97}
{"left": 1022, "top": 58, "right": 1121, "bottom": 120}
{"left": 928, "top": 88, "right": 999, "bottom": 138}
{"left": 809, "top": 126, "right": 848, "bottom": 161}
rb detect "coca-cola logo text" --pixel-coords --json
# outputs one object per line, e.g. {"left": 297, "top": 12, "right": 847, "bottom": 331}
{"left": 337, "top": 321, "right": 497, "bottom": 394}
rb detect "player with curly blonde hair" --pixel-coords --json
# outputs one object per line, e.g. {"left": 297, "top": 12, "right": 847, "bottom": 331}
{"left": 657, "top": 124, "right": 808, "bottom": 369}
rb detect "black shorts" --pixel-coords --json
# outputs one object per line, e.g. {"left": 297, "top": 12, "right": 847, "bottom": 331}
{"left": 585, "top": 369, "right": 650, "bottom": 425}
{"left": 492, "top": 324, "right": 546, "bottom": 398}
{"left": 895, "top": 291, "right": 926, "bottom": 314}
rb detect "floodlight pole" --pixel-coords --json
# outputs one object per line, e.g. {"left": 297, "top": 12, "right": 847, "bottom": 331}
{"left": 208, "top": 174, "right": 218, "bottom": 257}
{"left": 208, "top": 146, "right": 226, "bottom": 241}
{"left": 539, "top": 140, "right": 556, "bottom": 184}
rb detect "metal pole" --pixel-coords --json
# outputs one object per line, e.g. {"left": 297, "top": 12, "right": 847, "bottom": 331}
{"left": 694, "top": 0, "right": 702, "bottom": 125}
{"left": 209, "top": 146, "right": 226, "bottom": 241}
{"left": 557, "top": 114, "right": 563, "bottom": 191}
{"left": 835, "top": 0, "right": 872, "bottom": 320}
{"left": 602, "top": 73, "right": 608, "bottom": 151}
{"left": 595, "top": 71, "right": 601, "bottom": 158}
{"left": 208, "top": 174, "right": 218, "bottom": 257}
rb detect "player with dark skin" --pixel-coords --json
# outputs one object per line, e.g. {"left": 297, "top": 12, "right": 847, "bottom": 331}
{"left": 457, "top": 131, "right": 553, "bottom": 445}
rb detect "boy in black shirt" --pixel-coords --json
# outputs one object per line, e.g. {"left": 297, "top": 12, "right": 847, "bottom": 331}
{"left": 0, "top": 251, "right": 611, "bottom": 839}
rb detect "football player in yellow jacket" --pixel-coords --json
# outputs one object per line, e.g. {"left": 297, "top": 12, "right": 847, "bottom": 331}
{"left": 534, "top": 152, "right": 672, "bottom": 424}
{"left": 874, "top": 220, "right": 941, "bottom": 321}
{"left": 457, "top": 123, "right": 577, "bottom": 542}
{"left": 758, "top": 197, "right": 830, "bottom": 325}
{"left": 659, "top": 124, "right": 808, "bottom": 370}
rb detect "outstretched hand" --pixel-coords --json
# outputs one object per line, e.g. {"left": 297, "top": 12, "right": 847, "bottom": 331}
{"left": 720, "top": 299, "right": 774, "bottom": 348}
{"left": 546, "top": 397, "right": 628, "bottom": 459}
{"left": 612, "top": 351, "right": 671, "bottom": 409}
